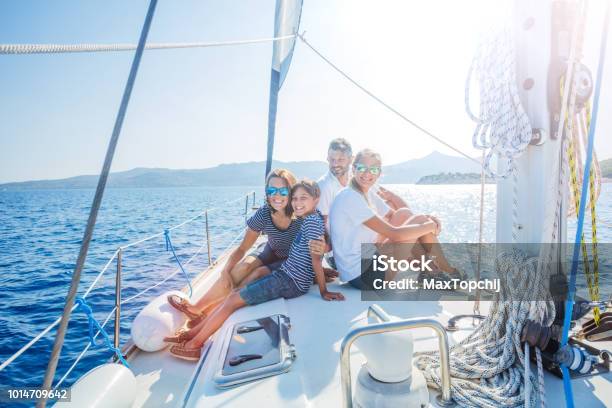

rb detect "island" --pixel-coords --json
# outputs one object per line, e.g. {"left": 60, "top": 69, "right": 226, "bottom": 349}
{"left": 416, "top": 172, "right": 494, "bottom": 185}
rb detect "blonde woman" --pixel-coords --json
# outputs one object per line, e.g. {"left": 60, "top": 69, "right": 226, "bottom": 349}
{"left": 329, "top": 149, "right": 459, "bottom": 290}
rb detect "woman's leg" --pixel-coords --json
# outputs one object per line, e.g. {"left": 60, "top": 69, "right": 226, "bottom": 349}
{"left": 403, "top": 214, "right": 454, "bottom": 273}
{"left": 236, "top": 265, "right": 272, "bottom": 288}
{"left": 380, "top": 208, "right": 419, "bottom": 277}
{"left": 188, "top": 256, "right": 262, "bottom": 315}
{"left": 383, "top": 210, "right": 454, "bottom": 273}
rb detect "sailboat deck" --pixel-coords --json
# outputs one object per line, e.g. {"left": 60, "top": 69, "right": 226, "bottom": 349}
{"left": 126, "top": 242, "right": 612, "bottom": 407}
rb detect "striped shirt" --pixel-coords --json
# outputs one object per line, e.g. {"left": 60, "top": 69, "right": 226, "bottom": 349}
{"left": 246, "top": 205, "right": 302, "bottom": 258}
{"left": 280, "top": 210, "right": 325, "bottom": 292}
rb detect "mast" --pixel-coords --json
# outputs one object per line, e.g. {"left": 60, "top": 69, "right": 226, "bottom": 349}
{"left": 264, "top": 0, "right": 303, "bottom": 180}
{"left": 497, "top": 0, "right": 570, "bottom": 249}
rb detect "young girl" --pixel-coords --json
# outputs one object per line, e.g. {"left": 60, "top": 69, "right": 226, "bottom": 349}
{"left": 170, "top": 179, "right": 344, "bottom": 361}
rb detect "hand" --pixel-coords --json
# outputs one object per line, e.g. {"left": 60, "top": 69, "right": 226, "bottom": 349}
{"left": 309, "top": 236, "right": 327, "bottom": 256}
{"left": 321, "top": 290, "right": 345, "bottom": 301}
{"left": 376, "top": 185, "right": 394, "bottom": 202}
{"left": 425, "top": 220, "right": 438, "bottom": 236}
{"left": 221, "top": 270, "right": 234, "bottom": 289}
{"left": 427, "top": 215, "right": 442, "bottom": 235}
{"left": 323, "top": 267, "right": 339, "bottom": 282}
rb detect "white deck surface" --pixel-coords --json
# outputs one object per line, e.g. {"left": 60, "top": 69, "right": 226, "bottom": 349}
{"left": 127, "top": 247, "right": 612, "bottom": 407}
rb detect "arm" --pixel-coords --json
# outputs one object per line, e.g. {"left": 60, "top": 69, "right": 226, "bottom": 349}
{"left": 308, "top": 233, "right": 331, "bottom": 256}
{"left": 377, "top": 186, "right": 409, "bottom": 211}
{"left": 312, "top": 253, "right": 344, "bottom": 301}
{"left": 363, "top": 215, "right": 436, "bottom": 242}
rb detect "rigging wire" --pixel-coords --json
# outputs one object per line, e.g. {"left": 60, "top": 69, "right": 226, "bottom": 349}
{"left": 37, "top": 2, "right": 159, "bottom": 404}
{"left": 561, "top": 2, "right": 610, "bottom": 406}
{"left": 296, "top": 33, "right": 482, "bottom": 166}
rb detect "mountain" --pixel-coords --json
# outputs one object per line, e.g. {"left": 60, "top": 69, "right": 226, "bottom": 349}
{"left": 0, "top": 152, "right": 485, "bottom": 189}
{"left": 0, "top": 161, "right": 328, "bottom": 190}
{"left": 383, "top": 151, "right": 480, "bottom": 183}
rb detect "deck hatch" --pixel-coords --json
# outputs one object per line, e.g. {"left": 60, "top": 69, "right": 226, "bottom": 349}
{"left": 213, "top": 314, "right": 295, "bottom": 388}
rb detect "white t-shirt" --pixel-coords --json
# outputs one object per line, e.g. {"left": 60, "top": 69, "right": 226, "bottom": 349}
{"left": 329, "top": 187, "right": 391, "bottom": 282}
{"left": 316, "top": 170, "right": 346, "bottom": 218}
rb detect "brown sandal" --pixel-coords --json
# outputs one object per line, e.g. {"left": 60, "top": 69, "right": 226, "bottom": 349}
{"left": 167, "top": 294, "right": 200, "bottom": 320}
{"left": 186, "top": 313, "right": 207, "bottom": 329}
{"left": 169, "top": 342, "right": 202, "bottom": 361}
{"left": 163, "top": 328, "right": 194, "bottom": 344}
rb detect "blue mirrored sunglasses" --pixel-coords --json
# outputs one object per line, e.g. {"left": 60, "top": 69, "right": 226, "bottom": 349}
{"left": 354, "top": 163, "right": 381, "bottom": 175}
{"left": 266, "top": 186, "right": 290, "bottom": 197}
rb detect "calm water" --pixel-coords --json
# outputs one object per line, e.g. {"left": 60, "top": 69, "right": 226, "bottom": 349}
{"left": 0, "top": 184, "right": 610, "bottom": 400}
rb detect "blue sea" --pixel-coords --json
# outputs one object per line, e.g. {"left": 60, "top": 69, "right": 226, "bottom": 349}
{"left": 0, "top": 184, "right": 610, "bottom": 402}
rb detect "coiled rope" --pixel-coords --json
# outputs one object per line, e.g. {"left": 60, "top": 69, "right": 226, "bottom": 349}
{"left": 465, "top": 20, "right": 532, "bottom": 179}
{"left": 414, "top": 249, "right": 555, "bottom": 408}
{"left": 0, "top": 35, "right": 296, "bottom": 55}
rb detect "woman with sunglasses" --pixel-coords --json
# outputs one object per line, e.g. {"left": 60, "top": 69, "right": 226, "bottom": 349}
{"left": 329, "top": 149, "right": 459, "bottom": 290}
{"left": 167, "top": 168, "right": 327, "bottom": 324}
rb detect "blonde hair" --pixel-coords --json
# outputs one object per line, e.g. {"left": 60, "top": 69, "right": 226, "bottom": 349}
{"left": 265, "top": 168, "right": 297, "bottom": 216}
{"left": 350, "top": 149, "right": 382, "bottom": 206}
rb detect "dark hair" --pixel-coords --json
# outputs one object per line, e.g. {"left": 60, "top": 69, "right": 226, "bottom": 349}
{"left": 328, "top": 138, "right": 352, "bottom": 156}
{"left": 292, "top": 178, "right": 321, "bottom": 199}
{"left": 265, "top": 168, "right": 297, "bottom": 217}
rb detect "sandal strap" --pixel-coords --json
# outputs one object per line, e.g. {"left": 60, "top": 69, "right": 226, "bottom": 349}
{"left": 167, "top": 295, "right": 200, "bottom": 320}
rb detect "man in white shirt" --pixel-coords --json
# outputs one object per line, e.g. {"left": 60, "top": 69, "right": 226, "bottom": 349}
{"left": 317, "top": 138, "right": 414, "bottom": 227}
{"left": 317, "top": 138, "right": 353, "bottom": 227}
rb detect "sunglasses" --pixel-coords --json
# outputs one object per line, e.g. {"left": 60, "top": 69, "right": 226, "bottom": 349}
{"left": 266, "top": 186, "right": 290, "bottom": 197}
{"left": 354, "top": 163, "right": 381, "bottom": 175}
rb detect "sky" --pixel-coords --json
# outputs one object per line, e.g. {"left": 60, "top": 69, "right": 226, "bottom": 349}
{"left": 1, "top": 0, "right": 611, "bottom": 183}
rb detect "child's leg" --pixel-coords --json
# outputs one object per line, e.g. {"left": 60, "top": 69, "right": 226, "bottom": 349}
{"left": 184, "top": 292, "right": 247, "bottom": 348}
{"left": 192, "top": 265, "right": 274, "bottom": 323}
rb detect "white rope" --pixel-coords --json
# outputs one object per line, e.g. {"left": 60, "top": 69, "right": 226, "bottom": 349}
{"left": 297, "top": 34, "right": 481, "bottom": 165}
{"left": 121, "top": 236, "right": 207, "bottom": 304}
{"left": 414, "top": 249, "right": 555, "bottom": 408}
{"left": 119, "top": 193, "right": 251, "bottom": 249}
{"left": 0, "top": 36, "right": 295, "bottom": 55}
{"left": 474, "top": 150, "right": 487, "bottom": 316}
{"left": 216, "top": 228, "right": 247, "bottom": 260}
{"left": 465, "top": 17, "right": 532, "bottom": 179}
{"left": 83, "top": 249, "right": 119, "bottom": 298}
{"left": 0, "top": 252, "right": 115, "bottom": 373}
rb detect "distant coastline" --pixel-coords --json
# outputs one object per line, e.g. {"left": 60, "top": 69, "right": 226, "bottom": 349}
{"left": 2, "top": 154, "right": 610, "bottom": 189}
{"left": 0, "top": 151, "right": 481, "bottom": 189}
{"left": 416, "top": 172, "right": 494, "bottom": 185}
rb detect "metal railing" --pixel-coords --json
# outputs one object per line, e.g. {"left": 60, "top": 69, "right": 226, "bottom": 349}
{"left": 340, "top": 304, "right": 454, "bottom": 407}
{"left": 0, "top": 191, "right": 255, "bottom": 389}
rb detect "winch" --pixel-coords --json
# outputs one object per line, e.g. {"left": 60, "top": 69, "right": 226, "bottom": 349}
{"left": 340, "top": 305, "right": 454, "bottom": 408}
